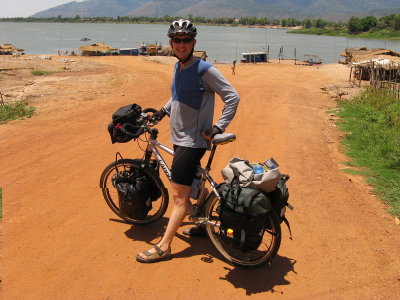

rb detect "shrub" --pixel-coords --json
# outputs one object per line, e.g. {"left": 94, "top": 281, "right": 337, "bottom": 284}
{"left": 0, "top": 101, "right": 36, "bottom": 122}
{"left": 31, "top": 70, "right": 52, "bottom": 76}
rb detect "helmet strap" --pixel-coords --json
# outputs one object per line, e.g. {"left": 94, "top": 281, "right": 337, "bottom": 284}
{"left": 179, "top": 48, "right": 194, "bottom": 64}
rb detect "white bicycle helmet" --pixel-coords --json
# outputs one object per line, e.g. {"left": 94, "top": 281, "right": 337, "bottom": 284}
{"left": 167, "top": 19, "right": 197, "bottom": 38}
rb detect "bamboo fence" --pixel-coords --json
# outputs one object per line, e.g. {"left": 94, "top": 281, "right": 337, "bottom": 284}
{"left": 350, "top": 61, "right": 400, "bottom": 100}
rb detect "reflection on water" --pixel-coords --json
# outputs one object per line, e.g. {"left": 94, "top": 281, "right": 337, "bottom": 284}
{"left": 1, "top": 22, "right": 399, "bottom": 64}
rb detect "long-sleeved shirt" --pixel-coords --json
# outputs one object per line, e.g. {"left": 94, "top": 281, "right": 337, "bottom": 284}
{"left": 163, "top": 58, "right": 240, "bottom": 149}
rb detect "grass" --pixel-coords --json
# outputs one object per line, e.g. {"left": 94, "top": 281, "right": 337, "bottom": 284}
{"left": 31, "top": 70, "right": 52, "bottom": 76}
{"left": 0, "top": 101, "right": 36, "bottom": 122}
{"left": 335, "top": 88, "right": 400, "bottom": 216}
{"left": 289, "top": 28, "right": 400, "bottom": 40}
{"left": 289, "top": 27, "right": 348, "bottom": 36}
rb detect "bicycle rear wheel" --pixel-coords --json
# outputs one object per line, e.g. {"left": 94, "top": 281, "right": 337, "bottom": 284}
{"left": 204, "top": 192, "right": 281, "bottom": 268}
{"left": 99, "top": 159, "right": 169, "bottom": 224}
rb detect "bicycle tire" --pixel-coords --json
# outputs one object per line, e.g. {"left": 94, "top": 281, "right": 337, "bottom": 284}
{"left": 99, "top": 159, "right": 169, "bottom": 224}
{"left": 204, "top": 192, "right": 281, "bottom": 268}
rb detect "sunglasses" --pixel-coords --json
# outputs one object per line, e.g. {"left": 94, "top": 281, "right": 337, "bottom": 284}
{"left": 171, "top": 37, "right": 193, "bottom": 44}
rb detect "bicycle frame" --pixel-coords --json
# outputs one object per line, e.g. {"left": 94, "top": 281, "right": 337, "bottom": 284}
{"left": 142, "top": 128, "right": 223, "bottom": 206}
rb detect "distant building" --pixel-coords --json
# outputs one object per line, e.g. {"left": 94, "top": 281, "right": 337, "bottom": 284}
{"left": 241, "top": 52, "right": 267, "bottom": 63}
{"left": 119, "top": 48, "right": 139, "bottom": 56}
{"left": 78, "top": 43, "right": 118, "bottom": 56}
{"left": 0, "top": 44, "right": 24, "bottom": 55}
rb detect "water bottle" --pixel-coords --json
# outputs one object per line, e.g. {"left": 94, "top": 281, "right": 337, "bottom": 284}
{"left": 190, "top": 170, "right": 202, "bottom": 199}
{"left": 264, "top": 158, "right": 279, "bottom": 170}
{"left": 252, "top": 164, "right": 264, "bottom": 175}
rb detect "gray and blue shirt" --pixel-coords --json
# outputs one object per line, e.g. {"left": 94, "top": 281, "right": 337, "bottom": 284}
{"left": 163, "top": 58, "right": 240, "bottom": 149}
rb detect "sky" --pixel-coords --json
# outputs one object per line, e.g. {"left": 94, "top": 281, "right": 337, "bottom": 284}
{"left": 0, "top": 0, "right": 85, "bottom": 18}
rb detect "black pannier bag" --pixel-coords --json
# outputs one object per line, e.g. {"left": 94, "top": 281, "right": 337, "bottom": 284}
{"left": 264, "top": 175, "right": 293, "bottom": 238}
{"left": 112, "top": 168, "right": 162, "bottom": 220}
{"left": 108, "top": 103, "right": 144, "bottom": 144}
{"left": 270, "top": 176, "right": 290, "bottom": 223}
{"left": 218, "top": 175, "right": 273, "bottom": 252}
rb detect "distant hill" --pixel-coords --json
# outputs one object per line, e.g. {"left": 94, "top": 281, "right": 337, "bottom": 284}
{"left": 32, "top": 0, "right": 400, "bottom": 20}
{"left": 32, "top": 0, "right": 148, "bottom": 18}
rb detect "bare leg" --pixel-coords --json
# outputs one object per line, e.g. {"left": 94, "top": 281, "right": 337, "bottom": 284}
{"left": 137, "top": 182, "right": 191, "bottom": 258}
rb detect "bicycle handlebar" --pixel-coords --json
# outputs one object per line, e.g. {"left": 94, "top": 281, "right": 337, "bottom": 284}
{"left": 121, "top": 107, "right": 236, "bottom": 145}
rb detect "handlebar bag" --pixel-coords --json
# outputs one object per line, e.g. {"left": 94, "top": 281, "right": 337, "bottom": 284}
{"left": 107, "top": 103, "right": 143, "bottom": 143}
{"left": 221, "top": 157, "right": 281, "bottom": 193}
{"left": 111, "top": 103, "right": 142, "bottom": 125}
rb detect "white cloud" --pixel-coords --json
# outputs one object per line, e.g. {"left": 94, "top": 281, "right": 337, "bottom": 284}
{"left": 0, "top": 0, "right": 86, "bottom": 18}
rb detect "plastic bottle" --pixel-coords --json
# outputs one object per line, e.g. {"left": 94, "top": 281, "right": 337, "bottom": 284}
{"left": 227, "top": 228, "right": 234, "bottom": 238}
{"left": 264, "top": 158, "right": 279, "bottom": 170}
{"left": 190, "top": 170, "right": 202, "bottom": 199}
{"left": 252, "top": 163, "right": 264, "bottom": 175}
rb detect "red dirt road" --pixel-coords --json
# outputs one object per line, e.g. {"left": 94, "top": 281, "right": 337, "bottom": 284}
{"left": 1, "top": 56, "right": 399, "bottom": 299}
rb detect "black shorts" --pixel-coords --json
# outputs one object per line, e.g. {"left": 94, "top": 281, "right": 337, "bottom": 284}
{"left": 171, "top": 145, "right": 207, "bottom": 186}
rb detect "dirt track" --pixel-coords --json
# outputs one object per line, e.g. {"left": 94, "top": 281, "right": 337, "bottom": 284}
{"left": 1, "top": 56, "right": 399, "bottom": 299}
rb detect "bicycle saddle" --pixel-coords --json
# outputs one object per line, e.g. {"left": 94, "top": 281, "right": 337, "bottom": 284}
{"left": 212, "top": 133, "right": 236, "bottom": 145}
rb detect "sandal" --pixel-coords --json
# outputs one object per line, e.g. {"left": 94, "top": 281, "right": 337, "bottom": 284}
{"left": 136, "top": 245, "right": 172, "bottom": 263}
{"left": 182, "top": 225, "right": 206, "bottom": 237}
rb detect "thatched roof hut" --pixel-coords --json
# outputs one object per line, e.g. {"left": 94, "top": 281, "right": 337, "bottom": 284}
{"left": 345, "top": 48, "right": 400, "bottom": 83}
{"left": 0, "top": 44, "right": 24, "bottom": 55}
{"left": 341, "top": 47, "right": 400, "bottom": 64}
{"left": 78, "top": 43, "right": 118, "bottom": 56}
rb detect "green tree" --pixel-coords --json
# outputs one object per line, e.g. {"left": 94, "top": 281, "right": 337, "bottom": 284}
{"left": 361, "top": 16, "right": 378, "bottom": 32}
{"left": 393, "top": 14, "right": 400, "bottom": 30}
{"left": 286, "top": 18, "right": 295, "bottom": 27}
{"left": 313, "top": 18, "right": 325, "bottom": 28}
{"left": 303, "top": 18, "right": 312, "bottom": 28}
{"left": 379, "top": 14, "right": 395, "bottom": 29}
{"left": 348, "top": 16, "right": 362, "bottom": 34}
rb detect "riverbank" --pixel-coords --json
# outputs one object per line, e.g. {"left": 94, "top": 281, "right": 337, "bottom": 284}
{"left": 288, "top": 27, "right": 400, "bottom": 40}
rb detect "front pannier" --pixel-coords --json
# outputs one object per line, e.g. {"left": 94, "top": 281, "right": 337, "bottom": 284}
{"left": 112, "top": 168, "right": 161, "bottom": 220}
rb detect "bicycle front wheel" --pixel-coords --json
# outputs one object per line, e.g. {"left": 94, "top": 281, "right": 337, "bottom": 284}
{"left": 205, "top": 193, "right": 281, "bottom": 268}
{"left": 99, "top": 159, "right": 169, "bottom": 224}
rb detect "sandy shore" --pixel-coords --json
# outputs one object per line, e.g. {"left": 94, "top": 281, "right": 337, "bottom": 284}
{"left": 1, "top": 55, "right": 399, "bottom": 300}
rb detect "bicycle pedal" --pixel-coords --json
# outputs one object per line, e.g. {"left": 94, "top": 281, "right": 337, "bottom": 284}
{"left": 195, "top": 217, "right": 208, "bottom": 225}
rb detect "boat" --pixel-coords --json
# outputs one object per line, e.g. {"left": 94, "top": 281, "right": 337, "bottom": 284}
{"left": 80, "top": 37, "right": 91, "bottom": 41}
{"left": 304, "top": 54, "right": 322, "bottom": 66}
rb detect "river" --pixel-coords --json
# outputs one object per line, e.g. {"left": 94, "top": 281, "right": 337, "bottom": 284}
{"left": 1, "top": 22, "right": 400, "bottom": 64}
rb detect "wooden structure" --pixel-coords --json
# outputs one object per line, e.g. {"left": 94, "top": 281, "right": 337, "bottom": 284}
{"left": 350, "top": 59, "right": 400, "bottom": 98}
{"left": 158, "top": 46, "right": 173, "bottom": 56}
{"left": 345, "top": 48, "right": 400, "bottom": 86}
{"left": 0, "top": 91, "right": 5, "bottom": 105}
{"left": 78, "top": 43, "right": 118, "bottom": 56}
{"left": 193, "top": 51, "right": 207, "bottom": 61}
{"left": 0, "top": 44, "right": 24, "bottom": 55}
{"left": 341, "top": 47, "right": 400, "bottom": 65}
